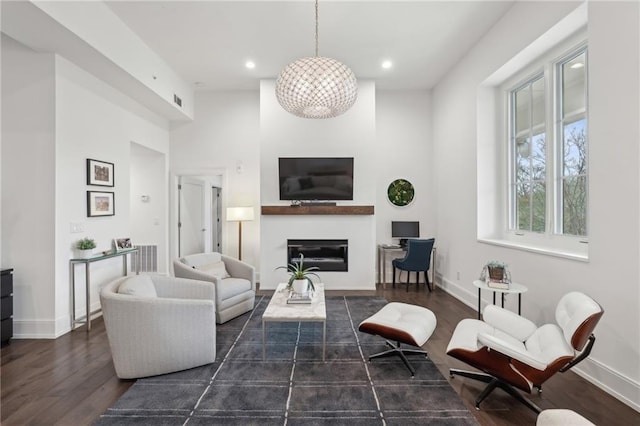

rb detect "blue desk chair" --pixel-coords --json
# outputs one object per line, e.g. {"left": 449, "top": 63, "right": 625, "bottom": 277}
{"left": 392, "top": 238, "right": 435, "bottom": 291}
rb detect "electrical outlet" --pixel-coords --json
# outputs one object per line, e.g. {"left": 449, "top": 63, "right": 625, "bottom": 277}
{"left": 456, "top": 271, "right": 461, "bottom": 280}
{"left": 70, "top": 222, "right": 84, "bottom": 233}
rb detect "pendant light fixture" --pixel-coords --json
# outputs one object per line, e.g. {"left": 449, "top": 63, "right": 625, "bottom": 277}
{"left": 275, "top": 0, "right": 358, "bottom": 119}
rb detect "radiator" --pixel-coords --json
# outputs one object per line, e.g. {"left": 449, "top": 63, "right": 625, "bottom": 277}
{"left": 132, "top": 245, "right": 158, "bottom": 273}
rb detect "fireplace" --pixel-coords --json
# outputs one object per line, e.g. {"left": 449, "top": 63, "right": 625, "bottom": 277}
{"left": 287, "top": 239, "right": 348, "bottom": 272}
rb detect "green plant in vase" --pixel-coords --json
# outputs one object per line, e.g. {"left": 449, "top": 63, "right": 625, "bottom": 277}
{"left": 482, "top": 260, "right": 509, "bottom": 283}
{"left": 76, "top": 238, "right": 97, "bottom": 250}
{"left": 75, "top": 237, "right": 97, "bottom": 259}
{"left": 276, "top": 253, "right": 320, "bottom": 293}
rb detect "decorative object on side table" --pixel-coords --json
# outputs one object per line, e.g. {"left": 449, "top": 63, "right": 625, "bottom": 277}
{"left": 114, "top": 237, "right": 132, "bottom": 251}
{"left": 75, "top": 237, "right": 97, "bottom": 259}
{"left": 387, "top": 178, "right": 415, "bottom": 206}
{"left": 286, "top": 291, "right": 313, "bottom": 304}
{"left": 276, "top": 253, "right": 320, "bottom": 295}
{"left": 480, "top": 260, "right": 511, "bottom": 289}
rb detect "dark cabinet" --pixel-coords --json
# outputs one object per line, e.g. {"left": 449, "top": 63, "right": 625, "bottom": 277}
{"left": 1, "top": 268, "right": 13, "bottom": 345}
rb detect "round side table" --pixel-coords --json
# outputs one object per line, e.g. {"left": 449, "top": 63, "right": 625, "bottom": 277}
{"left": 472, "top": 279, "right": 528, "bottom": 319}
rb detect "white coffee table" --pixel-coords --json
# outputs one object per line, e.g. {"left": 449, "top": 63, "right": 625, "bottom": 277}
{"left": 262, "top": 282, "right": 326, "bottom": 361}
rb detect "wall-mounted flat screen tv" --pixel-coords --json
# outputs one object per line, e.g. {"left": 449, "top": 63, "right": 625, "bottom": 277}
{"left": 279, "top": 157, "right": 354, "bottom": 201}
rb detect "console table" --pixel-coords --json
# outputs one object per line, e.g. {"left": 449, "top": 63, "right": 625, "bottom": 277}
{"left": 377, "top": 244, "right": 436, "bottom": 289}
{"left": 70, "top": 248, "right": 140, "bottom": 332}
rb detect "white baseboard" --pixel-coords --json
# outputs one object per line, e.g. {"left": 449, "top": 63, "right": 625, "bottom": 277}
{"left": 437, "top": 275, "right": 640, "bottom": 412}
{"left": 13, "top": 318, "right": 63, "bottom": 339}
{"left": 13, "top": 300, "right": 103, "bottom": 339}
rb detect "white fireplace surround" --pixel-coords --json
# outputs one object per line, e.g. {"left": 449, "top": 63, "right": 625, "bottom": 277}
{"left": 260, "top": 215, "right": 376, "bottom": 291}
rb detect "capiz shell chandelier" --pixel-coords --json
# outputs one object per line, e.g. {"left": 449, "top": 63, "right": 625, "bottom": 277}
{"left": 275, "top": 0, "right": 357, "bottom": 119}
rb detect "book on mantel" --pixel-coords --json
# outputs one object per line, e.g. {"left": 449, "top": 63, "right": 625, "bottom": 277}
{"left": 287, "top": 291, "right": 313, "bottom": 304}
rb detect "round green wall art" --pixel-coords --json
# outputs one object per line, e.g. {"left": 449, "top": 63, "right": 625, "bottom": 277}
{"left": 387, "top": 179, "right": 415, "bottom": 206}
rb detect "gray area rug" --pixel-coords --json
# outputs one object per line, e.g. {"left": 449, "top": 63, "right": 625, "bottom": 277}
{"left": 97, "top": 296, "right": 477, "bottom": 425}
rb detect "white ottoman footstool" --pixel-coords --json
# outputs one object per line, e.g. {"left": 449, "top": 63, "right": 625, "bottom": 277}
{"left": 358, "top": 302, "right": 437, "bottom": 376}
{"left": 537, "top": 409, "right": 595, "bottom": 426}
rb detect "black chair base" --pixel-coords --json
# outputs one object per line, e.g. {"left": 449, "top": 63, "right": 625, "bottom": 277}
{"left": 449, "top": 368, "right": 542, "bottom": 414}
{"left": 368, "top": 340, "right": 428, "bottom": 377}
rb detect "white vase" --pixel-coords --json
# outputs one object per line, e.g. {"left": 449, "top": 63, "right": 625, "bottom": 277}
{"left": 76, "top": 249, "right": 94, "bottom": 259}
{"left": 291, "top": 279, "right": 309, "bottom": 294}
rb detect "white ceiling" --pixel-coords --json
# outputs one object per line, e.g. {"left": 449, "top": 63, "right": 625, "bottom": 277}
{"left": 105, "top": 1, "right": 514, "bottom": 91}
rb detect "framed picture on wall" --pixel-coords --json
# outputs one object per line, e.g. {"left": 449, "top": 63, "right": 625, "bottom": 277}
{"left": 87, "top": 191, "right": 115, "bottom": 217}
{"left": 87, "top": 158, "right": 114, "bottom": 187}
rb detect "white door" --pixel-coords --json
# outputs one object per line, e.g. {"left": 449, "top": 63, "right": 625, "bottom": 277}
{"left": 178, "top": 177, "right": 205, "bottom": 256}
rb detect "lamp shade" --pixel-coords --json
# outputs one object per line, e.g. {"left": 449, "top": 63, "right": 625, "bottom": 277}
{"left": 227, "top": 207, "right": 254, "bottom": 222}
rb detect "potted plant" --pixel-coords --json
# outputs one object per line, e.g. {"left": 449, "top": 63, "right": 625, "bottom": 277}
{"left": 276, "top": 253, "right": 320, "bottom": 294}
{"left": 75, "top": 237, "right": 97, "bottom": 259}
{"left": 481, "top": 260, "right": 509, "bottom": 283}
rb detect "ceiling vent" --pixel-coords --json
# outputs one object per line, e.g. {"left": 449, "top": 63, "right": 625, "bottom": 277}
{"left": 173, "top": 94, "right": 182, "bottom": 108}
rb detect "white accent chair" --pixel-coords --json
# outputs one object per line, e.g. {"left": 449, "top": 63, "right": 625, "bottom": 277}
{"left": 446, "top": 291, "right": 603, "bottom": 413}
{"left": 173, "top": 252, "right": 255, "bottom": 324}
{"left": 100, "top": 275, "right": 216, "bottom": 379}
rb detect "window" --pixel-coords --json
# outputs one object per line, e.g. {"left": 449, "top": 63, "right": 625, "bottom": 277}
{"left": 508, "top": 45, "right": 588, "bottom": 238}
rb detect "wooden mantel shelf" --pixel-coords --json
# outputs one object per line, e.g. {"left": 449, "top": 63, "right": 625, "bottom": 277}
{"left": 261, "top": 205, "right": 374, "bottom": 215}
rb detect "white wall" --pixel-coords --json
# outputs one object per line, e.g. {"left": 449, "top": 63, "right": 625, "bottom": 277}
{"left": 1, "top": 35, "right": 171, "bottom": 337}
{"left": 130, "top": 142, "right": 168, "bottom": 272}
{"left": 375, "top": 90, "right": 434, "bottom": 281}
{"left": 432, "top": 1, "right": 640, "bottom": 410}
{"left": 55, "top": 56, "right": 170, "bottom": 337}
{"left": 170, "top": 91, "right": 261, "bottom": 267}
{"left": 259, "top": 80, "right": 377, "bottom": 290}
{"left": 1, "top": 35, "right": 56, "bottom": 332}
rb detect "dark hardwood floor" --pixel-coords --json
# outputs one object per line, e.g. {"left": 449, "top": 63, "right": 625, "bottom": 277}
{"left": 1, "top": 284, "right": 637, "bottom": 425}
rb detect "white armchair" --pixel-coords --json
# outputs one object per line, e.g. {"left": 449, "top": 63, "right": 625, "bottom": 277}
{"left": 100, "top": 275, "right": 216, "bottom": 379}
{"left": 173, "top": 252, "right": 256, "bottom": 324}
{"left": 447, "top": 291, "right": 603, "bottom": 413}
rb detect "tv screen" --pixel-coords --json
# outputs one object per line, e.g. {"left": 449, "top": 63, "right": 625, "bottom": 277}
{"left": 391, "top": 221, "right": 420, "bottom": 238}
{"left": 279, "top": 157, "right": 354, "bottom": 201}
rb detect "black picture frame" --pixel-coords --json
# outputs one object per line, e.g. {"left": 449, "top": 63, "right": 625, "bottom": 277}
{"left": 87, "top": 191, "right": 115, "bottom": 217}
{"left": 87, "top": 158, "right": 114, "bottom": 187}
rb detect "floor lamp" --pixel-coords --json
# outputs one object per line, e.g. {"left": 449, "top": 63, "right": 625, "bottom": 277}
{"left": 226, "top": 207, "right": 254, "bottom": 261}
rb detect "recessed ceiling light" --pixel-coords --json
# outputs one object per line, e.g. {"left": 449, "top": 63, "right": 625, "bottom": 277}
{"left": 570, "top": 62, "right": 584, "bottom": 69}
{"left": 381, "top": 60, "right": 393, "bottom": 69}
{"left": 245, "top": 60, "right": 256, "bottom": 69}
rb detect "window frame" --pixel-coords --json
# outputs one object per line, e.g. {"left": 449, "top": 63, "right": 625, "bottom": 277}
{"left": 554, "top": 46, "right": 589, "bottom": 237}
{"left": 503, "top": 40, "right": 589, "bottom": 248}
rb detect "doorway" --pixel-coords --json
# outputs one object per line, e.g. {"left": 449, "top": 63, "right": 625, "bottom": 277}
{"left": 176, "top": 174, "right": 224, "bottom": 258}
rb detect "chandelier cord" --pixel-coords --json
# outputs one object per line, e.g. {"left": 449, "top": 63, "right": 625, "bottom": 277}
{"left": 315, "top": 0, "right": 319, "bottom": 57}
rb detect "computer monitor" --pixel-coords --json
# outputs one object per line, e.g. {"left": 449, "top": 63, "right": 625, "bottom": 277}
{"left": 391, "top": 221, "right": 420, "bottom": 247}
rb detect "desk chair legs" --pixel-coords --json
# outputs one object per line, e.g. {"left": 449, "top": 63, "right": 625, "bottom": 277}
{"left": 392, "top": 266, "right": 432, "bottom": 292}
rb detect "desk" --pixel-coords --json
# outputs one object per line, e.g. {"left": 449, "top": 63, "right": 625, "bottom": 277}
{"left": 70, "top": 248, "right": 139, "bottom": 332}
{"left": 377, "top": 245, "right": 436, "bottom": 288}
{"left": 473, "top": 279, "right": 528, "bottom": 320}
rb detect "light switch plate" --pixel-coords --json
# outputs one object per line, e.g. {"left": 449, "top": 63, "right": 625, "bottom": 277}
{"left": 70, "top": 222, "right": 84, "bottom": 233}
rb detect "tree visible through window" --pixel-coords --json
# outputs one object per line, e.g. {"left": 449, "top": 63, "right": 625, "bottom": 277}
{"left": 509, "top": 46, "right": 588, "bottom": 238}
{"left": 559, "top": 51, "right": 587, "bottom": 236}
{"left": 512, "top": 76, "right": 546, "bottom": 233}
